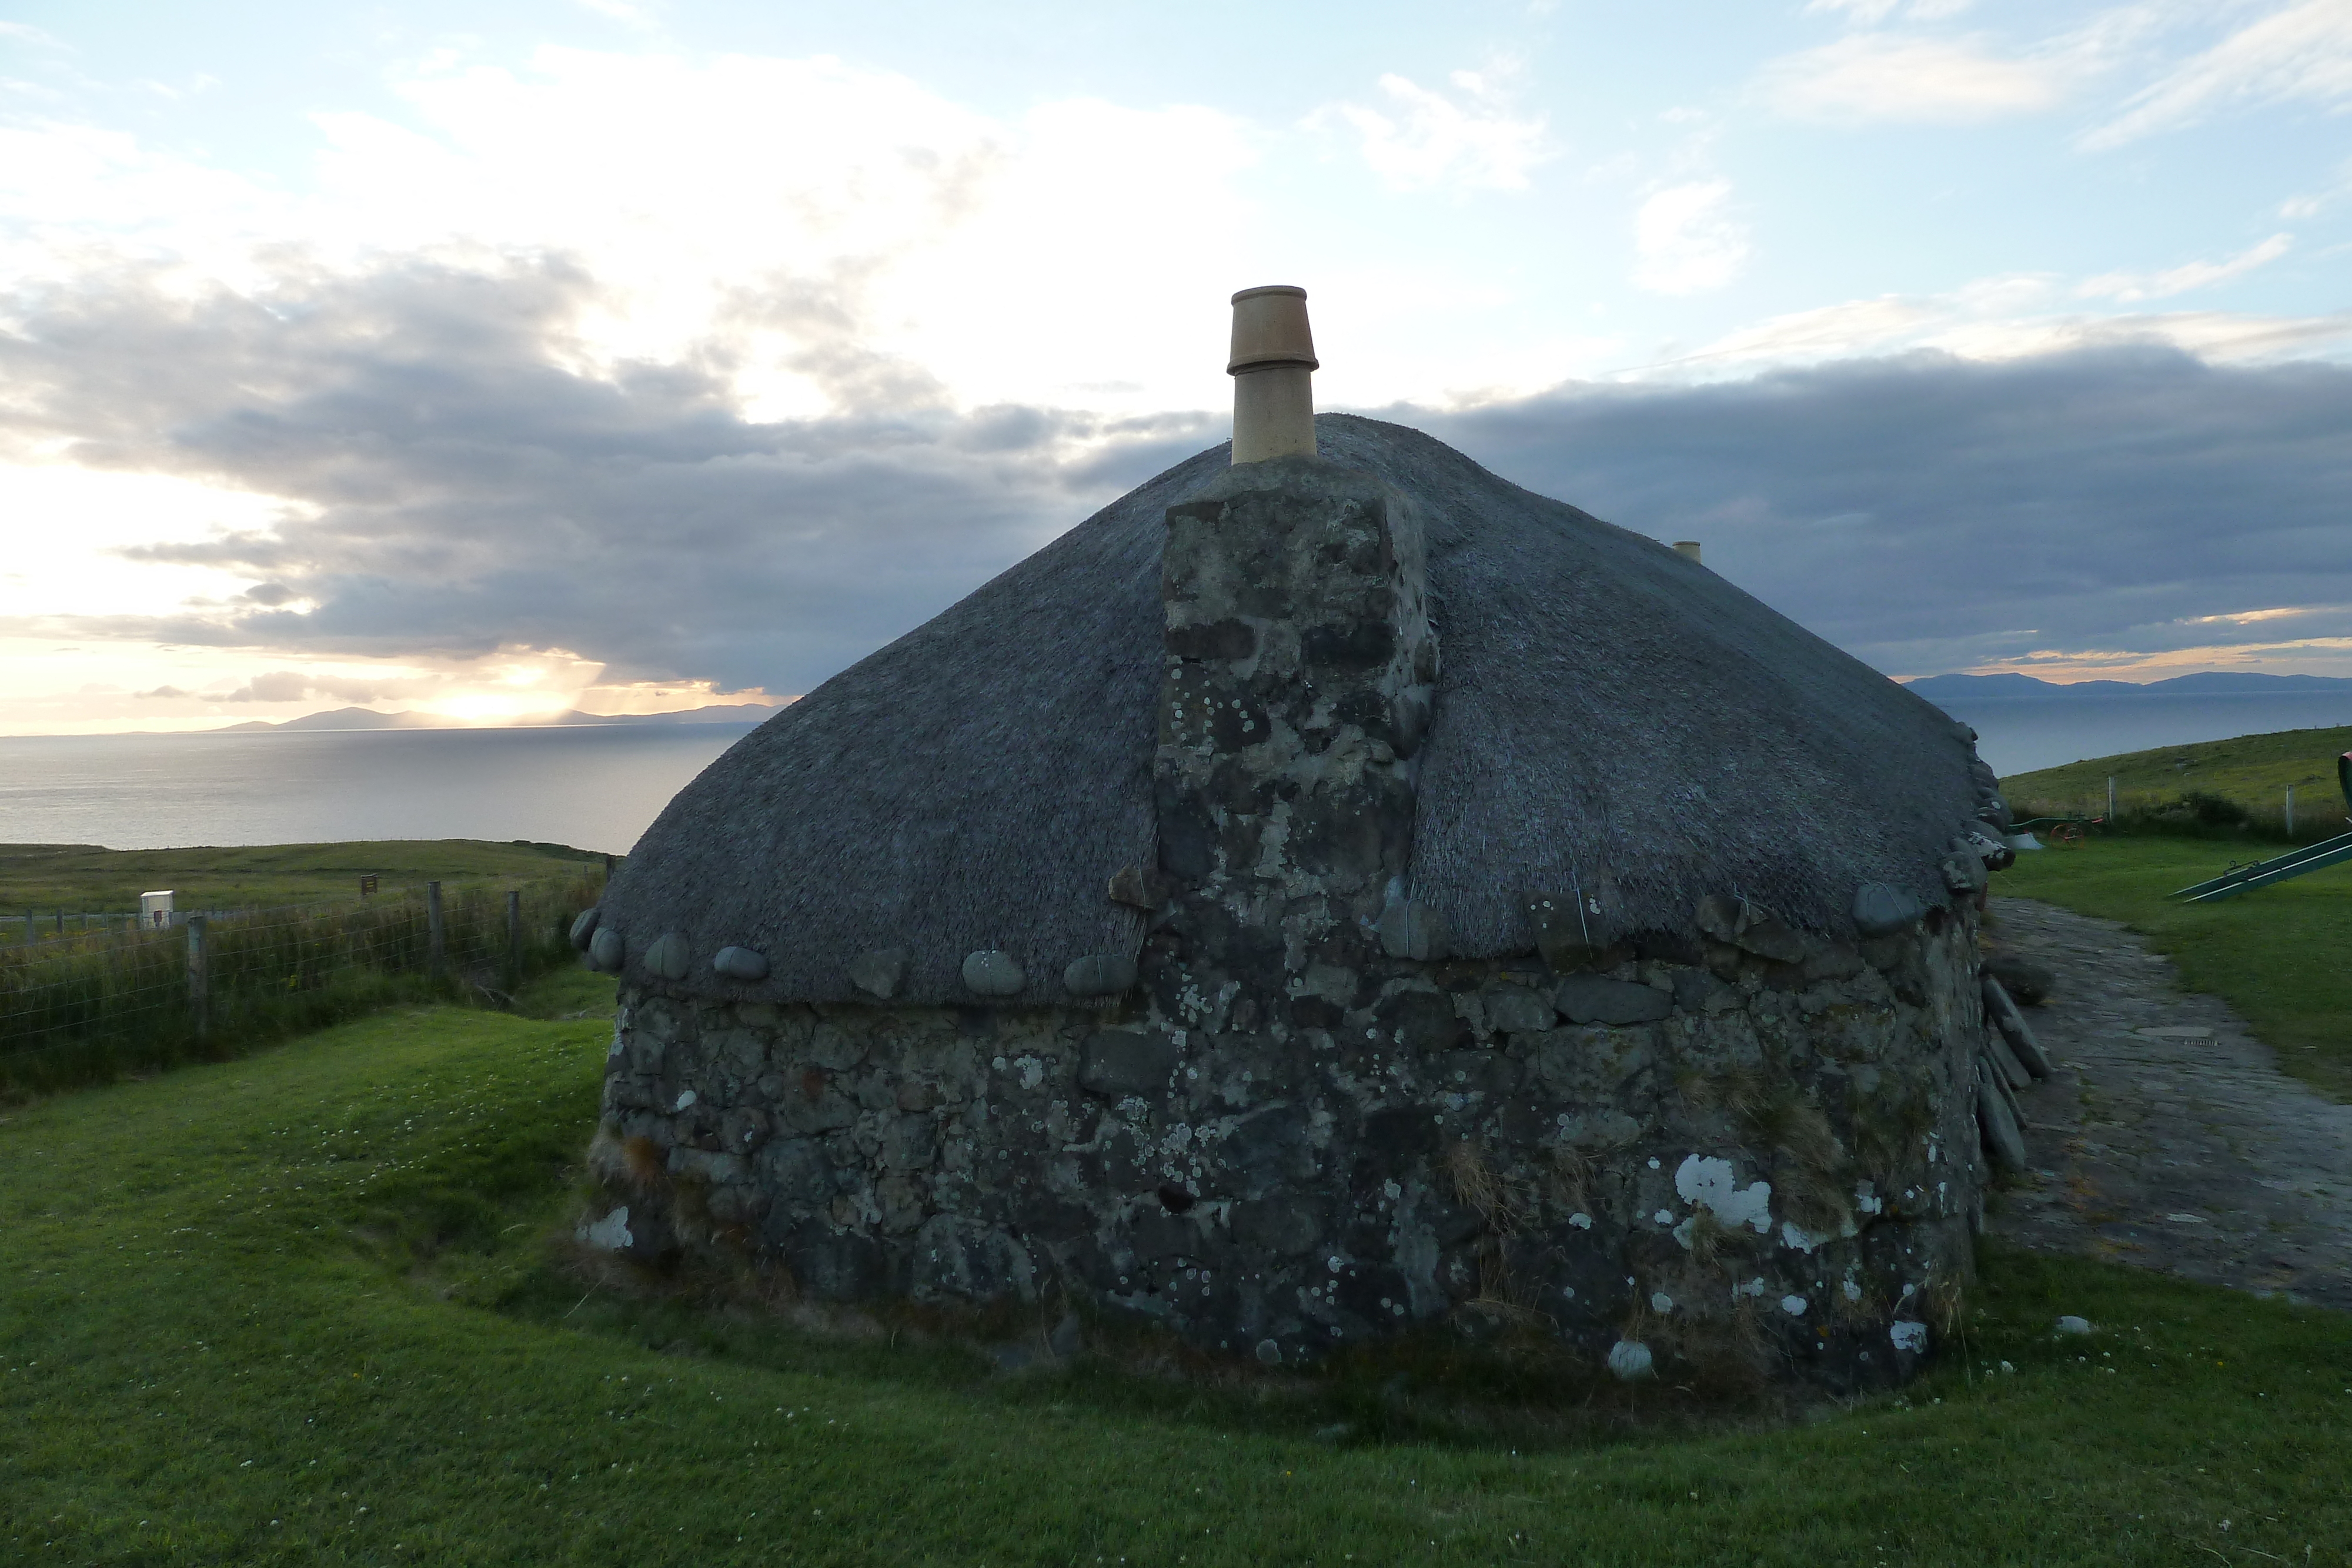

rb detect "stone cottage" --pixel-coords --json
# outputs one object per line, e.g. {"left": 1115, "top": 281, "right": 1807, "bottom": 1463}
{"left": 573, "top": 286, "right": 2016, "bottom": 1388}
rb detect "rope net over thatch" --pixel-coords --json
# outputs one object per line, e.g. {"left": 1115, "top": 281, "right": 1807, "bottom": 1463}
{"left": 593, "top": 413, "right": 1977, "bottom": 1005}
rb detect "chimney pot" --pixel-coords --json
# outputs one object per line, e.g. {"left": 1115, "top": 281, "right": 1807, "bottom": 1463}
{"left": 1673, "top": 540, "right": 1702, "bottom": 565}
{"left": 1228, "top": 286, "right": 1318, "bottom": 464}
{"left": 1228, "top": 285, "right": 1318, "bottom": 374}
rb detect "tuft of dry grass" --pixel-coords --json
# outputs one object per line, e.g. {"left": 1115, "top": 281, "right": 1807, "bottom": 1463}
{"left": 1548, "top": 1144, "right": 1595, "bottom": 1215}
{"left": 1444, "top": 1139, "right": 1527, "bottom": 1237}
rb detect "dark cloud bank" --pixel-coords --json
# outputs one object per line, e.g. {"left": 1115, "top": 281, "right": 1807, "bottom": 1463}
{"left": 6, "top": 256, "right": 2349, "bottom": 694}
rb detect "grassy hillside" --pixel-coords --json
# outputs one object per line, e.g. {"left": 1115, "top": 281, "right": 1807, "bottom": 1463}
{"left": 0, "top": 838, "right": 606, "bottom": 917}
{"left": 1994, "top": 835, "right": 2352, "bottom": 1101}
{"left": 2000, "top": 722, "right": 2352, "bottom": 837}
{"left": 2, "top": 975, "right": 2347, "bottom": 1564}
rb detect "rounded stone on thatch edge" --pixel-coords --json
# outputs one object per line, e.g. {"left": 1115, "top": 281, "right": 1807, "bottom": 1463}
{"left": 713, "top": 945, "right": 769, "bottom": 982}
{"left": 1063, "top": 953, "right": 1138, "bottom": 997}
{"left": 588, "top": 926, "right": 624, "bottom": 972}
{"left": 1852, "top": 881, "right": 1925, "bottom": 938}
{"left": 645, "top": 931, "right": 692, "bottom": 982}
{"left": 569, "top": 905, "right": 601, "bottom": 949}
{"left": 962, "top": 950, "right": 1025, "bottom": 997}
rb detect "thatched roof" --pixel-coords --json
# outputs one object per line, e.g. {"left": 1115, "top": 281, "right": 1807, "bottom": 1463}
{"left": 595, "top": 413, "right": 1978, "bottom": 1004}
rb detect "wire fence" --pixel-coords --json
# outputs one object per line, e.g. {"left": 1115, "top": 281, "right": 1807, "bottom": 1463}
{"left": 0, "top": 871, "right": 604, "bottom": 1101}
{"left": 2010, "top": 787, "right": 2352, "bottom": 848}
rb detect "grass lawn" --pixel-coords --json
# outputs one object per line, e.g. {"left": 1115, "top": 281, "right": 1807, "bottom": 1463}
{"left": 4, "top": 975, "right": 2348, "bottom": 1564}
{"left": 2000, "top": 722, "right": 2352, "bottom": 834}
{"left": 1993, "top": 834, "right": 2352, "bottom": 1101}
{"left": 0, "top": 840, "right": 606, "bottom": 919}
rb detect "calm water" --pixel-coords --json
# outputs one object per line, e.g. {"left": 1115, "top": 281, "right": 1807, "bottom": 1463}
{"left": 0, "top": 726, "right": 759, "bottom": 854}
{"left": 5, "top": 691, "right": 2348, "bottom": 854}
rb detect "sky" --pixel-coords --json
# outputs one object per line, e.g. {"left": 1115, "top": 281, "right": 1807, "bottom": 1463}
{"left": 1, "top": 0, "right": 2348, "bottom": 734}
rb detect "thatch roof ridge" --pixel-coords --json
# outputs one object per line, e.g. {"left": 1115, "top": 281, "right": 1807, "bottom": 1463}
{"left": 594, "top": 413, "right": 1976, "bottom": 1003}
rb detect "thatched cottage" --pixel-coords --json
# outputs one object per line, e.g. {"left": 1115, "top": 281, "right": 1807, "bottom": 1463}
{"left": 574, "top": 286, "right": 2016, "bottom": 1388}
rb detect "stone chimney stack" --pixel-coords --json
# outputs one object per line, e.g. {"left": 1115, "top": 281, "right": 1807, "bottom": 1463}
{"left": 1227, "top": 286, "right": 1318, "bottom": 464}
{"left": 1142, "top": 288, "right": 1444, "bottom": 1048}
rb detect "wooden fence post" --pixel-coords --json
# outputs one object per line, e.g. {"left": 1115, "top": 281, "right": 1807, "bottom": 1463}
{"left": 186, "top": 915, "right": 209, "bottom": 1043}
{"left": 426, "top": 881, "right": 447, "bottom": 985}
{"left": 2286, "top": 784, "right": 2296, "bottom": 836}
{"left": 506, "top": 889, "right": 523, "bottom": 995}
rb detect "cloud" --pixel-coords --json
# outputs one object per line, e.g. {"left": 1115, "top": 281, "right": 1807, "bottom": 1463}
{"left": 573, "top": 0, "right": 659, "bottom": 26}
{"left": 1755, "top": 31, "right": 2067, "bottom": 123}
{"left": 0, "top": 257, "right": 1211, "bottom": 699}
{"left": 223, "top": 671, "right": 316, "bottom": 703}
{"left": 2085, "top": 0, "right": 2352, "bottom": 148}
{"left": 0, "top": 46, "right": 1256, "bottom": 418}
{"left": 1647, "top": 272, "right": 2352, "bottom": 376}
{"left": 2077, "top": 233, "right": 2294, "bottom": 302}
{"left": 1311, "top": 69, "right": 1551, "bottom": 192}
{"left": 1405, "top": 346, "right": 2352, "bottom": 680}
{"left": 2280, "top": 155, "right": 2352, "bottom": 216}
{"left": 1803, "top": 0, "right": 1976, "bottom": 21}
{"left": 1631, "top": 180, "right": 1751, "bottom": 295}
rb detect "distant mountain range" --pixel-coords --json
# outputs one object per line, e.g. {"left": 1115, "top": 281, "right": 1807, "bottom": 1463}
{"left": 208, "top": 703, "right": 783, "bottom": 733}
{"left": 1905, "top": 672, "right": 2352, "bottom": 701}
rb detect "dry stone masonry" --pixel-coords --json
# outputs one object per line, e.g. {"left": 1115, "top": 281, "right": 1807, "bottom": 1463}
{"left": 574, "top": 286, "right": 2020, "bottom": 1391}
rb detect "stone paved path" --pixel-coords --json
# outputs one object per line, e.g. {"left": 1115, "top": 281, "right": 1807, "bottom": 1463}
{"left": 1983, "top": 895, "right": 2352, "bottom": 1313}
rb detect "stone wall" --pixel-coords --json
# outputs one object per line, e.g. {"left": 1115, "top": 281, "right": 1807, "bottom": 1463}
{"left": 587, "top": 896, "right": 1986, "bottom": 1389}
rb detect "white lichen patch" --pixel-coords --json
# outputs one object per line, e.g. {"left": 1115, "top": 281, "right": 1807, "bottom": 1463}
{"left": 672, "top": 1089, "right": 697, "bottom": 1112}
{"left": 1781, "top": 1220, "right": 1823, "bottom": 1253}
{"left": 1780, "top": 1294, "right": 1808, "bottom": 1316}
{"left": 1017, "top": 1056, "right": 1045, "bottom": 1090}
{"left": 1607, "top": 1340, "right": 1654, "bottom": 1380}
{"left": 577, "top": 1206, "right": 633, "bottom": 1251}
{"left": 1568, "top": 1212, "right": 1593, "bottom": 1230}
{"left": 1649, "top": 1291, "right": 1674, "bottom": 1313}
{"left": 1855, "top": 1180, "right": 1883, "bottom": 1215}
{"left": 1674, "top": 1154, "right": 1773, "bottom": 1237}
{"left": 1890, "top": 1320, "right": 1929, "bottom": 1353}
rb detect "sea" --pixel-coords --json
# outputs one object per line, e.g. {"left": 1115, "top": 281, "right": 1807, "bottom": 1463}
{"left": 6, "top": 690, "right": 2352, "bottom": 854}
{"left": 0, "top": 725, "right": 761, "bottom": 855}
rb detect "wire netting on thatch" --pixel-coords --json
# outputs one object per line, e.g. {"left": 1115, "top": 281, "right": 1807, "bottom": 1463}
{"left": 0, "top": 872, "right": 603, "bottom": 1099}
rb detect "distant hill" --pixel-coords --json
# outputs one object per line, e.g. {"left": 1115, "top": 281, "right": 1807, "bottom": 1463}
{"left": 206, "top": 703, "right": 783, "bottom": 734}
{"left": 213, "top": 707, "right": 443, "bottom": 733}
{"left": 1907, "top": 671, "right": 2352, "bottom": 701}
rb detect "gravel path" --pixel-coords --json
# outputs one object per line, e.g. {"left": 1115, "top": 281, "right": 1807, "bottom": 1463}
{"left": 1983, "top": 895, "right": 2352, "bottom": 1313}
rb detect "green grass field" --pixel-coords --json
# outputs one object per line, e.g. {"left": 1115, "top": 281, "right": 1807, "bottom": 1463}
{"left": 0, "top": 839, "right": 606, "bottom": 918}
{"left": 1994, "top": 834, "right": 2352, "bottom": 1101}
{"left": 4, "top": 968, "right": 2347, "bottom": 1564}
{"left": 2002, "top": 722, "right": 2352, "bottom": 837}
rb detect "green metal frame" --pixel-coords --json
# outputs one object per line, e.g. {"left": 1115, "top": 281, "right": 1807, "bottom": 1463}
{"left": 2170, "top": 752, "right": 2352, "bottom": 904}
